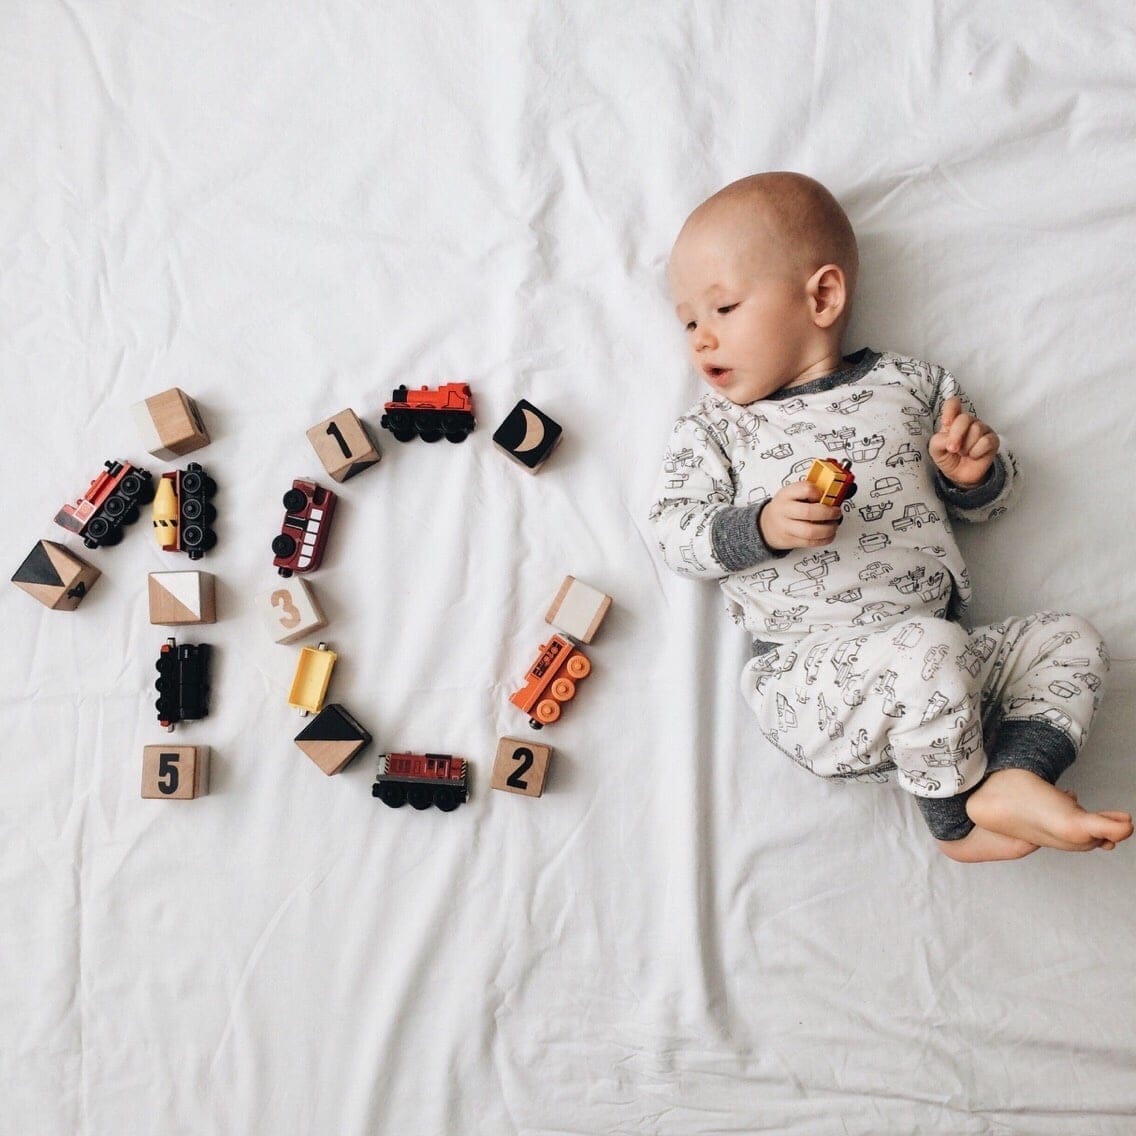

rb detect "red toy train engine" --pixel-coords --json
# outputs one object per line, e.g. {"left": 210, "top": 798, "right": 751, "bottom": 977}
{"left": 380, "top": 383, "right": 475, "bottom": 444}
{"left": 372, "top": 752, "right": 469, "bottom": 811}
{"left": 55, "top": 459, "right": 154, "bottom": 548}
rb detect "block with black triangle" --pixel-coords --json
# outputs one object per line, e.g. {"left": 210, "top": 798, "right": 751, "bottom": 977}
{"left": 306, "top": 408, "right": 381, "bottom": 482}
{"left": 11, "top": 540, "right": 101, "bottom": 610}
{"left": 294, "top": 702, "right": 372, "bottom": 775}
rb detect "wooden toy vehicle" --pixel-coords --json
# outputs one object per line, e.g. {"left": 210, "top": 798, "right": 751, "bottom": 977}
{"left": 154, "top": 637, "right": 211, "bottom": 731}
{"left": 509, "top": 634, "right": 592, "bottom": 729}
{"left": 380, "top": 382, "right": 475, "bottom": 443}
{"left": 272, "top": 479, "right": 337, "bottom": 577}
{"left": 55, "top": 459, "right": 154, "bottom": 548}
{"left": 288, "top": 642, "right": 337, "bottom": 715}
{"left": 806, "top": 458, "right": 857, "bottom": 507}
{"left": 372, "top": 752, "right": 469, "bottom": 811}
{"left": 153, "top": 462, "right": 217, "bottom": 559}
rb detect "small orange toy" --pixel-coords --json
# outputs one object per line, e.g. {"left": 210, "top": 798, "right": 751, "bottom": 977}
{"left": 509, "top": 635, "right": 592, "bottom": 729}
{"left": 806, "top": 458, "right": 857, "bottom": 506}
{"left": 380, "top": 383, "right": 475, "bottom": 443}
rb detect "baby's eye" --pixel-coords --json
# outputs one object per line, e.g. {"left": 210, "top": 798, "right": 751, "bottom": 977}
{"left": 684, "top": 320, "right": 697, "bottom": 332}
{"left": 717, "top": 304, "right": 738, "bottom": 315}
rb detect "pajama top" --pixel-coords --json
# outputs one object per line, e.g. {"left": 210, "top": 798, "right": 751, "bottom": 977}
{"left": 648, "top": 349, "right": 1019, "bottom": 643}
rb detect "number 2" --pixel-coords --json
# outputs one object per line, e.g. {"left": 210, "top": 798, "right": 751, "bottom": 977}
{"left": 507, "top": 747, "right": 534, "bottom": 790}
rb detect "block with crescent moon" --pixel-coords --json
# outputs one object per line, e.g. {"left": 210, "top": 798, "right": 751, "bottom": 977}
{"left": 492, "top": 399, "right": 563, "bottom": 471}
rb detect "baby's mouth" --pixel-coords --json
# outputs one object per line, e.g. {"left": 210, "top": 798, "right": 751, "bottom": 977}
{"left": 704, "top": 365, "right": 732, "bottom": 384}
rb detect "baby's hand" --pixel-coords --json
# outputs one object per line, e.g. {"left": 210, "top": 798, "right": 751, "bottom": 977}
{"left": 759, "top": 481, "right": 843, "bottom": 551}
{"left": 930, "top": 397, "right": 1000, "bottom": 488}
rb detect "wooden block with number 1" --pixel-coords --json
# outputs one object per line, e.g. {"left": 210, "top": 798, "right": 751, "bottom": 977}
{"left": 306, "top": 408, "right": 381, "bottom": 482}
{"left": 491, "top": 737, "right": 552, "bottom": 797}
{"left": 141, "top": 745, "right": 210, "bottom": 799}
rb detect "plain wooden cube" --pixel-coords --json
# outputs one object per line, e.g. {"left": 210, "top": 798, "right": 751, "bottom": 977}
{"left": 148, "top": 571, "right": 216, "bottom": 625}
{"left": 491, "top": 737, "right": 552, "bottom": 797}
{"left": 11, "top": 540, "right": 101, "bottom": 610}
{"left": 132, "top": 388, "right": 210, "bottom": 460}
{"left": 306, "top": 408, "right": 381, "bottom": 482}
{"left": 141, "top": 745, "right": 210, "bottom": 798}
{"left": 256, "top": 577, "right": 327, "bottom": 644}
{"left": 294, "top": 703, "right": 372, "bottom": 775}
{"left": 545, "top": 576, "right": 612, "bottom": 644}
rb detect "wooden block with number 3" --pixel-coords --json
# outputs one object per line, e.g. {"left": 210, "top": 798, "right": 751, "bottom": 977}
{"left": 142, "top": 745, "right": 210, "bottom": 799}
{"left": 306, "top": 408, "right": 381, "bottom": 482}
{"left": 491, "top": 737, "right": 552, "bottom": 797}
{"left": 256, "top": 577, "right": 327, "bottom": 645}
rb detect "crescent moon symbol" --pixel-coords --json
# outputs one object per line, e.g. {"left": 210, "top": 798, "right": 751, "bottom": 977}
{"left": 515, "top": 408, "right": 546, "bottom": 453}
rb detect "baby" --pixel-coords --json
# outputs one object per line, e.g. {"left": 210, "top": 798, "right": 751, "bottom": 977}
{"left": 649, "top": 172, "right": 1133, "bottom": 862}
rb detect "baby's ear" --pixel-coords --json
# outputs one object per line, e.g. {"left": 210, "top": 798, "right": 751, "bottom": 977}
{"left": 807, "top": 264, "right": 847, "bottom": 329}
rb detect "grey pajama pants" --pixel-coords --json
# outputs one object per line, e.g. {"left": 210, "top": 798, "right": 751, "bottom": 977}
{"left": 741, "top": 612, "right": 1109, "bottom": 841}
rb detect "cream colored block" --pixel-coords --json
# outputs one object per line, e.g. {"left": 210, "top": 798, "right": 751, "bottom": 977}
{"left": 545, "top": 576, "right": 612, "bottom": 644}
{"left": 256, "top": 577, "right": 327, "bottom": 644}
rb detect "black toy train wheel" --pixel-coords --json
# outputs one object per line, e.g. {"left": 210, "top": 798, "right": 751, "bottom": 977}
{"left": 385, "top": 410, "right": 415, "bottom": 441}
{"left": 102, "top": 494, "right": 127, "bottom": 519}
{"left": 120, "top": 472, "right": 154, "bottom": 503}
{"left": 85, "top": 516, "right": 113, "bottom": 546}
{"left": 182, "top": 524, "right": 205, "bottom": 550}
{"left": 377, "top": 783, "right": 407, "bottom": 808}
{"left": 282, "top": 488, "right": 307, "bottom": 512}
{"left": 407, "top": 785, "right": 433, "bottom": 810}
{"left": 441, "top": 412, "right": 471, "bottom": 443}
{"left": 271, "top": 534, "right": 296, "bottom": 558}
{"left": 182, "top": 497, "right": 203, "bottom": 521}
{"left": 434, "top": 788, "right": 462, "bottom": 812}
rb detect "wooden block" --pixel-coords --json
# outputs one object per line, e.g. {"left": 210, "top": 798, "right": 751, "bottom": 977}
{"left": 11, "top": 540, "right": 101, "bottom": 610}
{"left": 132, "top": 388, "right": 210, "bottom": 460}
{"left": 255, "top": 577, "right": 327, "bottom": 644}
{"left": 294, "top": 703, "right": 372, "bottom": 775}
{"left": 491, "top": 737, "right": 552, "bottom": 796}
{"left": 306, "top": 408, "right": 381, "bottom": 482}
{"left": 141, "top": 744, "right": 210, "bottom": 798}
{"left": 148, "top": 571, "right": 216, "bottom": 625}
{"left": 492, "top": 399, "right": 563, "bottom": 472}
{"left": 545, "top": 576, "right": 612, "bottom": 643}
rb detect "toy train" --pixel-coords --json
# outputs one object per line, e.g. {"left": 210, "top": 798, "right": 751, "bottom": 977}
{"left": 509, "top": 634, "right": 592, "bottom": 729}
{"left": 806, "top": 458, "right": 857, "bottom": 506}
{"left": 154, "top": 637, "right": 211, "bottom": 731}
{"left": 372, "top": 752, "right": 469, "bottom": 811}
{"left": 153, "top": 462, "right": 217, "bottom": 559}
{"left": 380, "top": 383, "right": 475, "bottom": 443}
{"left": 55, "top": 459, "right": 154, "bottom": 548}
{"left": 272, "top": 479, "right": 337, "bottom": 577}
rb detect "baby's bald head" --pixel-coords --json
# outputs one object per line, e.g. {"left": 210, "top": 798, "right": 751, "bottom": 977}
{"left": 672, "top": 172, "right": 858, "bottom": 302}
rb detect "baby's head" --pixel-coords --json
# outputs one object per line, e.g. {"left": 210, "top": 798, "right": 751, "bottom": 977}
{"left": 668, "top": 172, "right": 858, "bottom": 405}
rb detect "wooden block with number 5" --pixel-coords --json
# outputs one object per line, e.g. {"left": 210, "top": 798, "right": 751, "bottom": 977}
{"left": 491, "top": 737, "right": 552, "bottom": 797}
{"left": 141, "top": 745, "right": 210, "bottom": 799}
{"left": 256, "top": 577, "right": 327, "bottom": 645}
{"left": 306, "top": 408, "right": 381, "bottom": 482}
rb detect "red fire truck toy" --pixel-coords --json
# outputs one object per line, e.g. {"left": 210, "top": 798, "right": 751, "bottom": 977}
{"left": 372, "top": 752, "right": 469, "bottom": 811}
{"left": 55, "top": 459, "right": 154, "bottom": 548}
{"left": 153, "top": 462, "right": 217, "bottom": 559}
{"left": 509, "top": 634, "right": 592, "bottom": 729}
{"left": 380, "top": 383, "right": 475, "bottom": 443}
{"left": 272, "top": 479, "right": 337, "bottom": 577}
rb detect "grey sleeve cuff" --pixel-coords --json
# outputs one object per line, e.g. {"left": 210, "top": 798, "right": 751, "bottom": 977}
{"left": 934, "top": 454, "right": 1007, "bottom": 509}
{"left": 710, "top": 501, "right": 784, "bottom": 572}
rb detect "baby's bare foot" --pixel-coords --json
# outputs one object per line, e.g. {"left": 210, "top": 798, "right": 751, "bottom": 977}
{"left": 937, "top": 826, "right": 1038, "bottom": 863}
{"left": 967, "top": 769, "right": 1134, "bottom": 852}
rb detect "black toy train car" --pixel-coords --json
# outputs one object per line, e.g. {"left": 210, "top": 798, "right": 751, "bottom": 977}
{"left": 155, "top": 638, "right": 211, "bottom": 731}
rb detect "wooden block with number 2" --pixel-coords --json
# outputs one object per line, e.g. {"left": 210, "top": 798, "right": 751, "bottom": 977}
{"left": 256, "top": 577, "right": 328, "bottom": 645}
{"left": 492, "top": 737, "right": 552, "bottom": 797}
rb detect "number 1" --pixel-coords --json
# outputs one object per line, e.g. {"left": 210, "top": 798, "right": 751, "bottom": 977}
{"left": 326, "top": 421, "right": 352, "bottom": 459}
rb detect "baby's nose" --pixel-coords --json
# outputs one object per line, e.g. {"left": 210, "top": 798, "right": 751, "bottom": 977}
{"left": 694, "top": 326, "right": 717, "bottom": 350}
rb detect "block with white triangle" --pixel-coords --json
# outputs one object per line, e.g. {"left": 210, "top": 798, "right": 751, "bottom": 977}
{"left": 148, "top": 570, "right": 217, "bottom": 625}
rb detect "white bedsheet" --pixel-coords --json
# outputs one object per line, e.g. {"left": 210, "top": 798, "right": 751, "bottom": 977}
{"left": 3, "top": 4, "right": 1135, "bottom": 1133}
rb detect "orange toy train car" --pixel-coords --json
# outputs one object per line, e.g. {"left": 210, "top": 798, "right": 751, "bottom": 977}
{"left": 55, "top": 459, "right": 154, "bottom": 548}
{"left": 380, "top": 383, "right": 475, "bottom": 444}
{"left": 509, "top": 634, "right": 592, "bottom": 729}
{"left": 806, "top": 458, "right": 857, "bottom": 507}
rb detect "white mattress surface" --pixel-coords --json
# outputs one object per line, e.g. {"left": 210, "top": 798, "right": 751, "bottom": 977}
{"left": 3, "top": 4, "right": 1135, "bottom": 1133}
